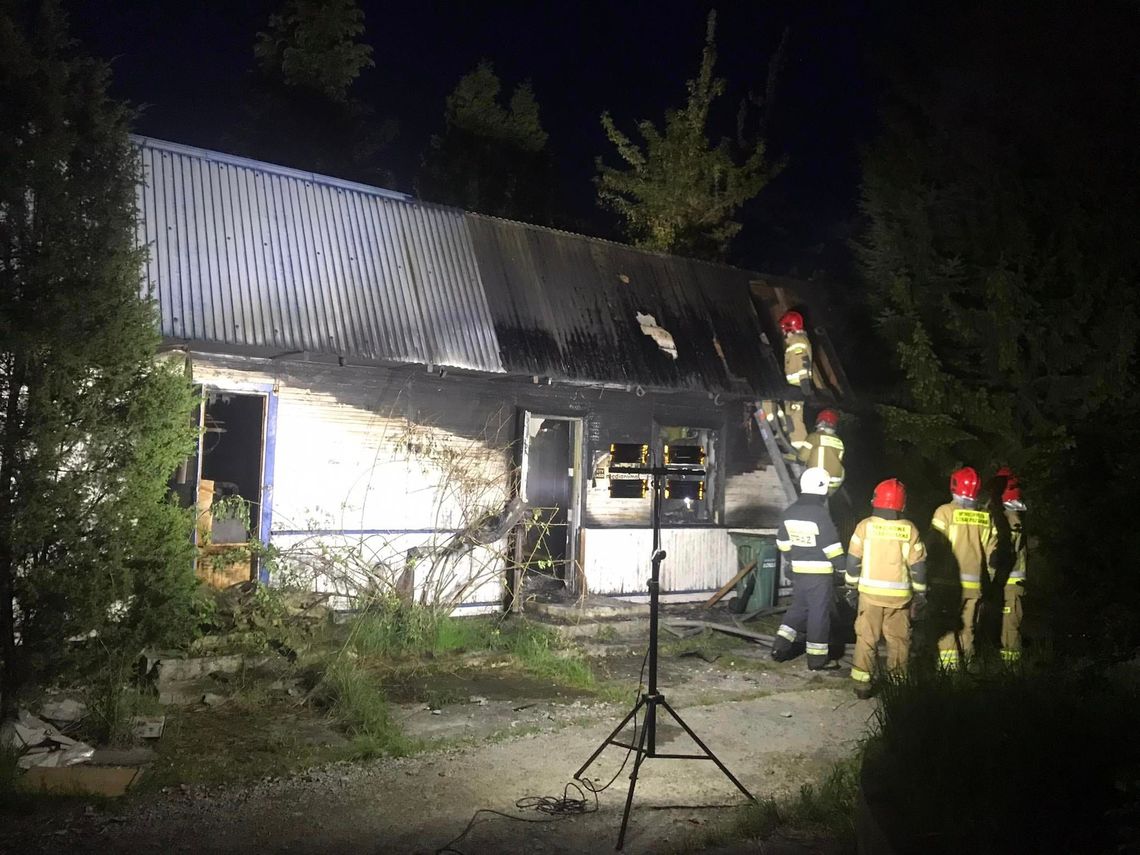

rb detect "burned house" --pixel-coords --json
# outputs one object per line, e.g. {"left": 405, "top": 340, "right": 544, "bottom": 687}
{"left": 135, "top": 136, "right": 845, "bottom": 612}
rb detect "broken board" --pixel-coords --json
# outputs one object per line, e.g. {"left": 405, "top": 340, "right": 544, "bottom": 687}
{"left": 23, "top": 765, "right": 143, "bottom": 797}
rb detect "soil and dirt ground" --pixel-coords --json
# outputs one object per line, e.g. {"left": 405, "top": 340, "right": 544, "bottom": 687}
{"left": 1, "top": 608, "right": 873, "bottom": 854}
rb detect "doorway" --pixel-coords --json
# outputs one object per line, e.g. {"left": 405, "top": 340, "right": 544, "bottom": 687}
{"left": 520, "top": 413, "right": 583, "bottom": 592}
{"left": 196, "top": 391, "right": 268, "bottom": 586}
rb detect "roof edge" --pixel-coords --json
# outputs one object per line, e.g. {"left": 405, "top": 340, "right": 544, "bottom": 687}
{"left": 131, "top": 135, "right": 413, "bottom": 203}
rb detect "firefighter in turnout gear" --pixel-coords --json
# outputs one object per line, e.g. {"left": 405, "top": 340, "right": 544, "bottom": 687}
{"left": 772, "top": 468, "right": 846, "bottom": 670}
{"left": 797, "top": 409, "right": 845, "bottom": 494}
{"left": 995, "top": 467, "right": 1028, "bottom": 662}
{"left": 844, "top": 479, "right": 927, "bottom": 699}
{"left": 780, "top": 310, "right": 813, "bottom": 395}
{"left": 929, "top": 466, "right": 997, "bottom": 667}
{"left": 759, "top": 400, "right": 810, "bottom": 461}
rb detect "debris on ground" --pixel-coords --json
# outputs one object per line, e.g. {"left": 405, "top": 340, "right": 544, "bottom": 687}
{"left": 0, "top": 710, "right": 95, "bottom": 769}
{"left": 132, "top": 715, "right": 167, "bottom": 740}
{"left": 39, "top": 698, "right": 88, "bottom": 724}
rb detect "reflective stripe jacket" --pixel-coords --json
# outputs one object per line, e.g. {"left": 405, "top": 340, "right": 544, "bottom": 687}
{"left": 1006, "top": 509, "right": 1027, "bottom": 588}
{"left": 929, "top": 502, "right": 997, "bottom": 599}
{"left": 776, "top": 494, "right": 845, "bottom": 579}
{"left": 784, "top": 331, "right": 812, "bottom": 385}
{"left": 845, "top": 514, "right": 927, "bottom": 607}
{"left": 797, "top": 430, "right": 845, "bottom": 491}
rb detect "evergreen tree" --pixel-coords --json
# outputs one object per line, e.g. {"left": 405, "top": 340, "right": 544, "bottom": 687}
{"left": 235, "top": 0, "right": 396, "bottom": 185}
{"left": 418, "top": 61, "right": 553, "bottom": 223}
{"left": 0, "top": 1, "right": 200, "bottom": 715}
{"left": 858, "top": 2, "right": 1140, "bottom": 653}
{"left": 596, "top": 12, "right": 777, "bottom": 262}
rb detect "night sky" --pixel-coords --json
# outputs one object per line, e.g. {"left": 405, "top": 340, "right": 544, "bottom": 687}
{"left": 68, "top": 1, "right": 877, "bottom": 277}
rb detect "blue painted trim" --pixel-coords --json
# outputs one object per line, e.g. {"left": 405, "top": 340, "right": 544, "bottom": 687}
{"left": 259, "top": 389, "right": 278, "bottom": 584}
{"left": 270, "top": 528, "right": 461, "bottom": 537}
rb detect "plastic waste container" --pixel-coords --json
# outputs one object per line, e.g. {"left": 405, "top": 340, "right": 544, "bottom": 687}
{"left": 727, "top": 532, "right": 778, "bottom": 613}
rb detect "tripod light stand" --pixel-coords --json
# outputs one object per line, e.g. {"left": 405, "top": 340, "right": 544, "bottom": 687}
{"left": 574, "top": 444, "right": 755, "bottom": 850}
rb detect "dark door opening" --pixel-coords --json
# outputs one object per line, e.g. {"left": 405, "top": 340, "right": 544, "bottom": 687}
{"left": 522, "top": 415, "right": 582, "bottom": 589}
{"left": 201, "top": 391, "right": 266, "bottom": 544}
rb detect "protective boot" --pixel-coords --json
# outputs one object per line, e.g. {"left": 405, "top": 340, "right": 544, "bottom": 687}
{"left": 854, "top": 684, "right": 873, "bottom": 700}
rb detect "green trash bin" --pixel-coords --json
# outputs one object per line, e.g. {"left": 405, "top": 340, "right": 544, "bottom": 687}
{"left": 727, "top": 532, "right": 778, "bottom": 613}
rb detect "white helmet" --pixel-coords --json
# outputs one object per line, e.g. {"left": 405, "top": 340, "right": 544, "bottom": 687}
{"left": 800, "top": 467, "right": 829, "bottom": 496}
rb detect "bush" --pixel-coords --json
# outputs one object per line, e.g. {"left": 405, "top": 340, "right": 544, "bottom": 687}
{"left": 866, "top": 660, "right": 1140, "bottom": 854}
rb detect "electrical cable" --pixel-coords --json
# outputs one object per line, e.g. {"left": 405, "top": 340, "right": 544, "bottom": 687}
{"left": 434, "top": 649, "right": 649, "bottom": 855}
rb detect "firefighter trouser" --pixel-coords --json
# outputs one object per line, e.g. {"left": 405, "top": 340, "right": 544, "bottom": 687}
{"left": 937, "top": 596, "right": 979, "bottom": 667}
{"left": 1001, "top": 587, "right": 1024, "bottom": 661}
{"left": 851, "top": 602, "right": 910, "bottom": 684}
{"left": 786, "top": 401, "right": 808, "bottom": 455}
{"left": 772, "top": 574, "right": 834, "bottom": 669}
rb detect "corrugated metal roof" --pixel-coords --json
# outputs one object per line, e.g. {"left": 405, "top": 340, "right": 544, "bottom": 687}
{"left": 466, "top": 215, "right": 781, "bottom": 394}
{"left": 134, "top": 137, "right": 504, "bottom": 373}
{"left": 134, "top": 137, "right": 784, "bottom": 396}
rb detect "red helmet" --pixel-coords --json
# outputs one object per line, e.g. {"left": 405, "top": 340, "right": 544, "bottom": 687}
{"left": 815, "top": 409, "right": 839, "bottom": 430}
{"left": 950, "top": 466, "right": 980, "bottom": 501}
{"left": 995, "top": 466, "right": 1022, "bottom": 504}
{"left": 872, "top": 478, "right": 906, "bottom": 512}
{"left": 779, "top": 310, "right": 804, "bottom": 334}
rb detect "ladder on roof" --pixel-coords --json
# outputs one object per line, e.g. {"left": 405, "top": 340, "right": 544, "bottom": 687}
{"left": 752, "top": 406, "right": 801, "bottom": 504}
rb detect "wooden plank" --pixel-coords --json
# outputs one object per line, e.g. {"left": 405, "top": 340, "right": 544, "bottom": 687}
{"left": 703, "top": 560, "right": 757, "bottom": 608}
{"left": 663, "top": 618, "right": 775, "bottom": 644}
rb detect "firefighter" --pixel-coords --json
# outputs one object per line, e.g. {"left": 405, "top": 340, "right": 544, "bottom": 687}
{"left": 780, "top": 310, "right": 813, "bottom": 395}
{"left": 797, "top": 409, "right": 845, "bottom": 494}
{"left": 772, "top": 467, "right": 846, "bottom": 670}
{"left": 995, "top": 467, "right": 1027, "bottom": 662}
{"left": 929, "top": 466, "right": 997, "bottom": 667}
{"left": 844, "top": 479, "right": 927, "bottom": 699}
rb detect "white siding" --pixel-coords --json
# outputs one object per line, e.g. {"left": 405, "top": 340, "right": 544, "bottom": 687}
{"left": 192, "top": 357, "right": 509, "bottom": 609}
{"left": 580, "top": 527, "right": 756, "bottom": 597}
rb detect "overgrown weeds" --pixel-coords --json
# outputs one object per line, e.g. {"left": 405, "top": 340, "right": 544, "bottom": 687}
{"left": 317, "top": 659, "right": 414, "bottom": 759}
{"left": 344, "top": 600, "right": 595, "bottom": 688}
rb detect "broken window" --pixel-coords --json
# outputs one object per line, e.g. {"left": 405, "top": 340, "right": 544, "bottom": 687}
{"left": 657, "top": 425, "right": 716, "bottom": 524}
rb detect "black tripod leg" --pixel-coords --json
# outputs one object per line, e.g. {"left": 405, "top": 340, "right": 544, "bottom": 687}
{"left": 616, "top": 705, "right": 651, "bottom": 851}
{"left": 574, "top": 697, "right": 645, "bottom": 780}
{"left": 660, "top": 699, "right": 756, "bottom": 801}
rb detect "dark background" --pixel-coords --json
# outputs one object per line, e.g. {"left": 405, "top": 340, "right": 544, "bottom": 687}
{"left": 68, "top": 0, "right": 877, "bottom": 278}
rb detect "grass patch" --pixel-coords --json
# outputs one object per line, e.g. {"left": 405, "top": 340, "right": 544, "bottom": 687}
{"left": 345, "top": 605, "right": 597, "bottom": 690}
{"left": 319, "top": 659, "right": 415, "bottom": 759}
{"left": 696, "top": 757, "right": 859, "bottom": 851}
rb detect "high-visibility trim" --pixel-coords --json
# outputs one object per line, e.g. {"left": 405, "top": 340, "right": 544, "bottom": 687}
{"left": 931, "top": 518, "right": 948, "bottom": 532}
{"left": 851, "top": 667, "right": 872, "bottom": 683}
{"left": 786, "top": 342, "right": 810, "bottom": 353}
{"left": 777, "top": 625, "right": 797, "bottom": 642}
{"left": 776, "top": 540, "right": 791, "bottom": 552}
{"left": 868, "top": 522, "right": 911, "bottom": 542}
{"left": 806, "top": 642, "right": 829, "bottom": 655}
{"left": 791, "top": 440, "right": 812, "bottom": 450}
{"left": 1008, "top": 571, "right": 1026, "bottom": 580}
{"left": 844, "top": 573, "right": 860, "bottom": 587}
{"left": 823, "top": 542, "right": 844, "bottom": 559}
{"left": 820, "top": 435, "right": 844, "bottom": 450}
{"left": 858, "top": 585, "right": 910, "bottom": 597}
{"left": 961, "top": 580, "right": 982, "bottom": 590}
{"left": 952, "top": 509, "right": 990, "bottom": 526}
{"left": 959, "top": 573, "right": 981, "bottom": 581}
{"left": 792, "top": 561, "right": 836, "bottom": 574}
{"left": 1001, "top": 649, "right": 1021, "bottom": 662}
{"left": 911, "top": 581, "right": 928, "bottom": 592}
{"left": 859, "top": 576, "right": 911, "bottom": 589}
{"left": 938, "top": 650, "right": 959, "bottom": 666}
{"left": 1002, "top": 606, "right": 1012, "bottom": 614}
